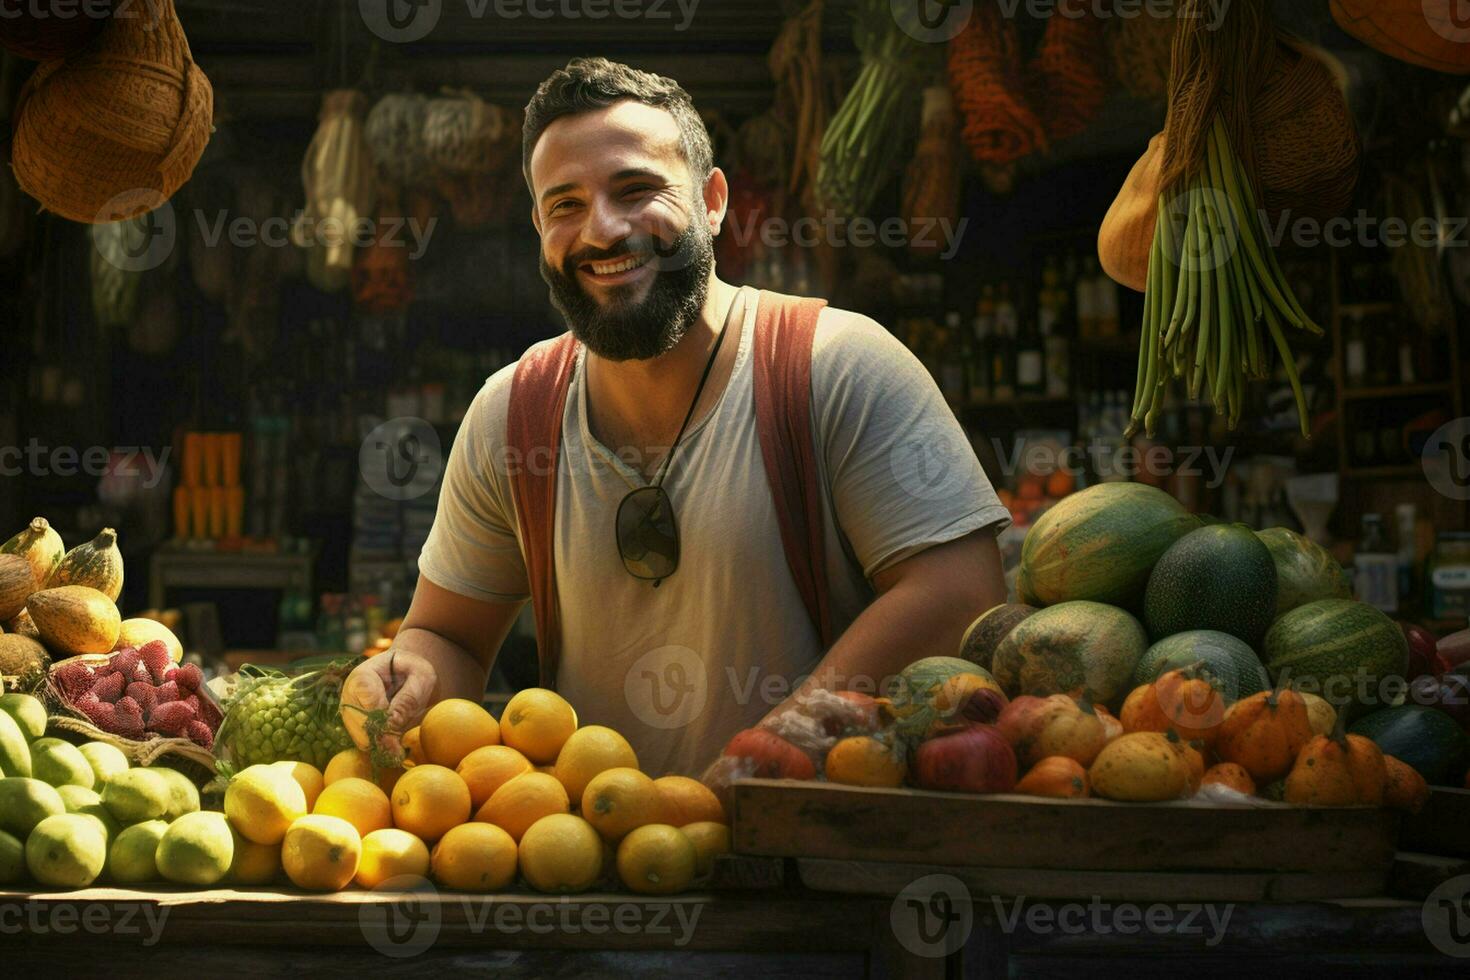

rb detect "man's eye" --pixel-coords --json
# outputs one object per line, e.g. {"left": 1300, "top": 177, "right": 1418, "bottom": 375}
{"left": 549, "top": 200, "right": 579, "bottom": 214}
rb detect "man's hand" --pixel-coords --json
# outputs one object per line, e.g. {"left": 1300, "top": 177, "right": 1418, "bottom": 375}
{"left": 340, "top": 649, "right": 440, "bottom": 755}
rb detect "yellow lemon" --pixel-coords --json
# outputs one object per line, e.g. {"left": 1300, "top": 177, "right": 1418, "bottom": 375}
{"left": 391, "top": 764, "right": 472, "bottom": 842}
{"left": 518, "top": 813, "right": 602, "bottom": 894}
{"left": 581, "top": 767, "right": 661, "bottom": 843}
{"left": 457, "top": 744, "right": 533, "bottom": 810}
{"left": 430, "top": 822, "right": 517, "bottom": 891}
{"left": 652, "top": 775, "right": 726, "bottom": 826}
{"left": 314, "top": 777, "right": 393, "bottom": 838}
{"left": 420, "top": 699, "right": 500, "bottom": 769}
{"left": 357, "top": 828, "right": 430, "bottom": 889}
{"left": 281, "top": 814, "right": 361, "bottom": 892}
{"left": 272, "top": 761, "right": 325, "bottom": 810}
{"left": 616, "top": 824, "right": 696, "bottom": 895}
{"left": 224, "top": 764, "right": 307, "bottom": 845}
{"left": 323, "top": 747, "right": 404, "bottom": 795}
{"left": 476, "top": 771, "right": 568, "bottom": 842}
{"left": 680, "top": 821, "right": 730, "bottom": 878}
{"left": 402, "top": 726, "right": 422, "bottom": 767}
{"left": 499, "top": 689, "right": 577, "bottom": 764}
{"left": 553, "top": 726, "right": 637, "bottom": 803}
{"left": 228, "top": 832, "right": 282, "bottom": 886}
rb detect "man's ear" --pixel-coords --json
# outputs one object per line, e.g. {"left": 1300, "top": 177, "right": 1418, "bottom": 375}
{"left": 703, "top": 166, "right": 730, "bottom": 237}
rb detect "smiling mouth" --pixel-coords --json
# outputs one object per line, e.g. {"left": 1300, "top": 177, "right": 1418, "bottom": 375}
{"left": 581, "top": 252, "right": 653, "bottom": 280}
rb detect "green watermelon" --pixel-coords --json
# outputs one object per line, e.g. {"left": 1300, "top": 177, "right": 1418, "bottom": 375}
{"left": 1143, "top": 524, "right": 1277, "bottom": 646}
{"left": 1131, "top": 630, "right": 1271, "bottom": 704}
{"left": 1350, "top": 706, "right": 1469, "bottom": 786}
{"left": 1256, "top": 527, "right": 1351, "bottom": 616}
{"left": 991, "top": 600, "right": 1148, "bottom": 710}
{"left": 1263, "top": 599, "right": 1408, "bottom": 719}
{"left": 1017, "top": 483, "right": 1200, "bottom": 610}
{"left": 958, "top": 603, "right": 1037, "bottom": 671}
{"left": 891, "top": 656, "right": 984, "bottom": 704}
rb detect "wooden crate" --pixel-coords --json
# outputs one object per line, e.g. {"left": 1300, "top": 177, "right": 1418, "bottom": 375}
{"left": 731, "top": 780, "right": 1400, "bottom": 899}
{"left": 1389, "top": 788, "right": 1470, "bottom": 900}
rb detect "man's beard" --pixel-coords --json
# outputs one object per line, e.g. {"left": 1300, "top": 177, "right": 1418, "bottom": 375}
{"left": 541, "top": 222, "right": 714, "bottom": 362}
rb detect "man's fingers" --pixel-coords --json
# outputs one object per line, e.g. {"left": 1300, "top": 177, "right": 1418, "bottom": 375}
{"left": 340, "top": 659, "right": 391, "bottom": 750}
{"left": 386, "top": 662, "right": 436, "bottom": 734}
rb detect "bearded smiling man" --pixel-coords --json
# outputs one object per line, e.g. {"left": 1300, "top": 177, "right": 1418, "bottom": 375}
{"left": 342, "top": 57, "right": 1010, "bottom": 777}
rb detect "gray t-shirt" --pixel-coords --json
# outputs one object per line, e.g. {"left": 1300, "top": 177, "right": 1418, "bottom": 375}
{"left": 417, "top": 292, "right": 1009, "bottom": 776}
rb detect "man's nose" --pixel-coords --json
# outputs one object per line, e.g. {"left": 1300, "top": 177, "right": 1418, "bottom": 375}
{"left": 581, "top": 195, "right": 635, "bottom": 252}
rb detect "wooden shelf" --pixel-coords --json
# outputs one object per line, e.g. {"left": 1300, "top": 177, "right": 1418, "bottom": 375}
{"left": 1341, "top": 382, "right": 1453, "bottom": 400}
{"left": 1341, "top": 465, "right": 1424, "bottom": 479}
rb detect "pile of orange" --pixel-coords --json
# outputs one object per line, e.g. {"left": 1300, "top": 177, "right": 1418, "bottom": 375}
{"left": 222, "top": 689, "right": 729, "bottom": 895}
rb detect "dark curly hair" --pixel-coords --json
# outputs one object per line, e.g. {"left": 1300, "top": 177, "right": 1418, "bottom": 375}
{"left": 522, "top": 57, "right": 713, "bottom": 195}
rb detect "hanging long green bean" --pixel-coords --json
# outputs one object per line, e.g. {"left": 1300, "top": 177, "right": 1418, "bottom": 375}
{"left": 1126, "top": 115, "right": 1322, "bottom": 440}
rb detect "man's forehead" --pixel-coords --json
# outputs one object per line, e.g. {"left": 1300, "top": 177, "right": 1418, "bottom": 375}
{"left": 531, "top": 101, "right": 685, "bottom": 183}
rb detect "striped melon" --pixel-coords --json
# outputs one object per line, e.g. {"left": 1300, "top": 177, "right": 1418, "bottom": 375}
{"left": 991, "top": 600, "right": 1148, "bottom": 710}
{"left": 1263, "top": 599, "right": 1408, "bottom": 719}
{"left": 1255, "top": 527, "right": 1351, "bottom": 616}
{"left": 958, "top": 603, "right": 1038, "bottom": 671}
{"left": 1131, "top": 630, "right": 1270, "bottom": 704}
{"left": 1017, "top": 483, "right": 1200, "bottom": 610}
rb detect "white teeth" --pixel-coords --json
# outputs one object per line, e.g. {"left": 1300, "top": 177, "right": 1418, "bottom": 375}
{"left": 588, "top": 254, "right": 648, "bottom": 276}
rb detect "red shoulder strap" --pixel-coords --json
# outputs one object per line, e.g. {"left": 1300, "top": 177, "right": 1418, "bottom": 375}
{"left": 506, "top": 332, "right": 579, "bottom": 689}
{"left": 506, "top": 289, "right": 834, "bottom": 691}
{"left": 752, "top": 289, "right": 834, "bottom": 649}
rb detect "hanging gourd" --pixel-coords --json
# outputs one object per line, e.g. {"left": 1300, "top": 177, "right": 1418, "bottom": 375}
{"left": 10, "top": 0, "right": 212, "bottom": 224}
{"left": 296, "top": 89, "right": 376, "bottom": 292}
{"left": 0, "top": 0, "right": 112, "bottom": 61}
{"left": 1331, "top": 0, "right": 1470, "bottom": 74}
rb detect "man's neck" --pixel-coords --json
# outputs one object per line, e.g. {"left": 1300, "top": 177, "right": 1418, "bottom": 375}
{"left": 583, "top": 276, "right": 741, "bottom": 466}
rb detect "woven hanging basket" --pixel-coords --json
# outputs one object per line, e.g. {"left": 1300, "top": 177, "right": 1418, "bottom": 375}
{"left": 1331, "top": 0, "right": 1470, "bottom": 74}
{"left": 1099, "top": 40, "right": 1360, "bottom": 292}
{"left": 0, "top": 0, "right": 112, "bottom": 61}
{"left": 11, "top": 0, "right": 212, "bottom": 224}
{"left": 422, "top": 88, "right": 509, "bottom": 177}
{"left": 366, "top": 92, "right": 430, "bottom": 184}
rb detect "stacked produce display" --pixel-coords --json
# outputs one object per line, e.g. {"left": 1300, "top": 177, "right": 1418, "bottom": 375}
{"left": 716, "top": 483, "right": 1468, "bottom": 807}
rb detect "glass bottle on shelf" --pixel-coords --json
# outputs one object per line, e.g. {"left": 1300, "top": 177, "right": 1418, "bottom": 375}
{"left": 1092, "top": 260, "right": 1120, "bottom": 338}
{"left": 941, "top": 313, "right": 966, "bottom": 405}
{"left": 1075, "top": 257, "right": 1098, "bottom": 341}
{"left": 969, "top": 311, "right": 992, "bottom": 404}
{"left": 1015, "top": 316, "right": 1044, "bottom": 398}
{"left": 1355, "top": 514, "right": 1399, "bottom": 613}
{"left": 991, "top": 291, "right": 1016, "bottom": 402}
{"left": 1344, "top": 313, "right": 1367, "bottom": 387}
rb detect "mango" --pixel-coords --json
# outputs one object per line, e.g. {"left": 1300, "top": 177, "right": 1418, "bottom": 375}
{"left": 30, "top": 737, "right": 95, "bottom": 789}
{"left": 109, "top": 820, "right": 169, "bottom": 884}
{"left": 228, "top": 828, "right": 283, "bottom": 886}
{"left": 26, "top": 813, "right": 108, "bottom": 887}
{"left": 0, "top": 710, "right": 30, "bottom": 777}
{"left": 0, "top": 693, "right": 47, "bottom": 741}
{"left": 151, "top": 767, "right": 201, "bottom": 821}
{"left": 100, "top": 768, "right": 170, "bottom": 824}
{"left": 78, "top": 742, "right": 130, "bottom": 784}
{"left": 0, "top": 828, "right": 24, "bottom": 883}
{"left": 156, "top": 811, "right": 233, "bottom": 886}
{"left": 58, "top": 785, "right": 121, "bottom": 843}
{"left": 0, "top": 776, "right": 65, "bottom": 836}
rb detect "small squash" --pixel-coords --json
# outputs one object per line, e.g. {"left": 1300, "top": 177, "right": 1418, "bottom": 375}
{"left": 996, "top": 694, "right": 1109, "bottom": 768}
{"left": 45, "top": 528, "right": 123, "bottom": 602}
{"left": 1088, "top": 731, "right": 1192, "bottom": 802}
{"left": 1298, "top": 692, "right": 1338, "bottom": 737}
{"left": 1382, "top": 754, "right": 1429, "bottom": 814}
{"left": 1015, "top": 756, "right": 1090, "bottom": 798}
{"left": 722, "top": 728, "right": 816, "bottom": 780}
{"left": 1283, "top": 708, "right": 1388, "bottom": 807}
{"left": 1201, "top": 762, "right": 1257, "bottom": 796}
{"left": 6, "top": 609, "right": 40, "bottom": 641}
{"left": 0, "top": 555, "right": 34, "bottom": 622}
{"left": 25, "top": 585, "right": 121, "bottom": 656}
{"left": 1213, "top": 689, "right": 1314, "bottom": 783}
{"left": 0, "top": 517, "right": 65, "bottom": 590}
{"left": 1118, "top": 664, "right": 1227, "bottom": 746}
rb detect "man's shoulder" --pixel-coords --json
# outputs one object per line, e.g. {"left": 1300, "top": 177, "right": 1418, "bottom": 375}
{"left": 808, "top": 303, "right": 924, "bottom": 391}
{"left": 460, "top": 361, "right": 520, "bottom": 447}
